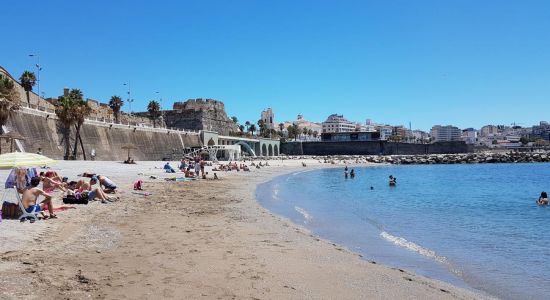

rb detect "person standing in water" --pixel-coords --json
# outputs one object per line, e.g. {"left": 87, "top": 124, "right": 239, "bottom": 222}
{"left": 350, "top": 169, "right": 355, "bottom": 178}
{"left": 389, "top": 175, "right": 396, "bottom": 185}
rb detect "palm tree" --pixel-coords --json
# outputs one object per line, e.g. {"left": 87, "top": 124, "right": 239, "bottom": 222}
{"left": 248, "top": 124, "right": 257, "bottom": 136}
{"left": 109, "top": 95, "right": 124, "bottom": 123}
{"left": 0, "top": 74, "right": 20, "bottom": 154}
{"left": 147, "top": 100, "right": 161, "bottom": 128}
{"left": 245, "top": 121, "right": 251, "bottom": 132}
{"left": 239, "top": 124, "right": 245, "bottom": 132}
{"left": 19, "top": 71, "right": 36, "bottom": 106}
{"left": 231, "top": 116, "right": 238, "bottom": 124}
{"left": 55, "top": 89, "right": 82, "bottom": 159}
{"left": 72, "top": 98, "right": 92, "bottom": 159}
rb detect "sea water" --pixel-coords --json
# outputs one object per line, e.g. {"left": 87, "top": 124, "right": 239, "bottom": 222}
{"left": 256, "top": 163, "right": 550, "bottom": 299}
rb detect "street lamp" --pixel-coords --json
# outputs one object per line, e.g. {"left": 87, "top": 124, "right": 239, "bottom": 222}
{"left": 28, "top": 54, "right": 42, "bottom": 99}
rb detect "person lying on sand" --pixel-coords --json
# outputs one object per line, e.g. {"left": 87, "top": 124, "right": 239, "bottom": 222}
{"left": 22, "top": 176, "right": 57, "bottom": 220}
{"left": 91, "top": 175, "right": 118, "bottom": 193}
{"left": 76, "top": 178, "right": 118, "bottom": 203}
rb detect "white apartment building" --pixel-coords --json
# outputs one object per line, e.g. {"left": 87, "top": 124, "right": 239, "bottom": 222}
{"left": 322, "top": 114, "right": 356, "bottom": 133}
{"left": 461, "top": 128, "right": 478, "bottom": 144}
{"left": 260, "top": 108, "right": 275, "bottom": 130}
{"left": 378, "top": 126, "right": 393, "bottom": 140}
{"left": 430, "top": 125, "right": 462, "bottom": 142}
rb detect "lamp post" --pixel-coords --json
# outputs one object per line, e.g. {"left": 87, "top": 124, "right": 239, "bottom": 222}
{"left": 123, "top": 82, "right": 133, "bottom": 116}
{"left": 28, "top": 54, "right": 42, "bottom": 99}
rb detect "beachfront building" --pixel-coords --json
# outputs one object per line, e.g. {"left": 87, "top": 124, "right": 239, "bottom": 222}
{"left": 532, "top": 121, "right": 550, "bottom": 141}
{"left": 260, "top": 107, "right": 275, "bottom": 130}
{"left": 321, "top": 131, "right": 380, "bottom": 142}
{"left": 430, "top": 125, "right": 462, "bottom": 142}
{"left": 461, "top": 128, "right": 478, "bottom": 144}
{"left": 377, "top": 126, "right": 393, "bottom": 140}
{"left": 322, "top": 114, "right": 356, "bottom": 133}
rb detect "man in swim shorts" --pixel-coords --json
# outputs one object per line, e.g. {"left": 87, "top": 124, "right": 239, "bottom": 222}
{"left": 22, "top": 177, "right": 56, "bottom": 219}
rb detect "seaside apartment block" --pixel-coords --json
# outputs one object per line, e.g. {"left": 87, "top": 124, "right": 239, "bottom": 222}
{"left": 430, "top": 125, "right": 462, "bottom": 142}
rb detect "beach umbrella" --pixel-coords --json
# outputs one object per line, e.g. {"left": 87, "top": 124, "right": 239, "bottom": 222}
{"left": 0, "top": 152, "right": 57, "bottom": 169}
{"left": 121, "top": 144, "right": 137, "bottom": 161}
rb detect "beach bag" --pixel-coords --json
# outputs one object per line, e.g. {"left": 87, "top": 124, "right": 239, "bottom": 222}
{"left": 1, "top": 202, "right": 22, "bottom": 219}
{"left": 62, "top": 194, "right": 89, "bottom": 205}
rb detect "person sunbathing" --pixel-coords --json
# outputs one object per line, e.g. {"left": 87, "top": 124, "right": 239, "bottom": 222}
{"left": 22, "top": 176, "right": 56, "bottom": 220}
{"left": 91, "top": 175, "right": 118, "bottom": 193}
{"left": 40, "top": 172, "right": 67, "bottom": 193}
{"left": 77, "top": 178, "right": 117, "bottom": 203}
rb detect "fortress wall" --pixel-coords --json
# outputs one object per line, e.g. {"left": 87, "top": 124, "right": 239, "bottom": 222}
{"left": 5, "top": 111, "right": 201, "bottom": 160}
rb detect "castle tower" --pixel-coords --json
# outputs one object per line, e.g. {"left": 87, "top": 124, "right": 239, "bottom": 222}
{"left": 261, "top": 108, "right": 275, "bottom": 130}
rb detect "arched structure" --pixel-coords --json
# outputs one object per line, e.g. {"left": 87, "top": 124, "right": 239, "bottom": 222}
{"left": 274, "top": 145, "right": 279, "bottom": 156}
{"left": 268, "top": 144, "right": 273, "bottom": 156}
{"left": 207, "top": 138, "right": 216, "bottom": 146}
{"left": 262, "top": 144, "right": 268, "bottom": 156}
{"left": 235, "top": 141, "right": 256, "bottom": 157}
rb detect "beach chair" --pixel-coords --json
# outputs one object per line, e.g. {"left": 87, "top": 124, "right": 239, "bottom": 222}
{"left": 13, "top": 187, "right": 40, "bottom": 222}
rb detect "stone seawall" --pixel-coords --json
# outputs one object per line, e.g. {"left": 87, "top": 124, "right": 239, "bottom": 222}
{"left": 281, "top": 141, "right": 472, "bottom": 156}
{"left": 5, "top": 111, "right": 202, "bottom": 161}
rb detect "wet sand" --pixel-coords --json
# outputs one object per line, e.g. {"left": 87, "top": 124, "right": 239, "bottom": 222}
{"left": 0, "top": 160, "right": 489, "bottom": 299}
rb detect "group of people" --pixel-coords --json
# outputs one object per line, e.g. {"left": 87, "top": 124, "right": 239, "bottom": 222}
{"left": 163, "top": 157, "right": 209, "bottom": 179}
{"left": 19, "top": 170, "right": 119, "bottom": 222}
{"left": 344, "top": 166, "right": 356, "bottom": 179}
{"left": 213, "top": 162, "right": 250, "bottom": 172}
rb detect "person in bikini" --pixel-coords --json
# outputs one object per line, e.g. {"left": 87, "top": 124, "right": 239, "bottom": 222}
{"left": 21, "top": 177, "right": 56, "bottom": 220}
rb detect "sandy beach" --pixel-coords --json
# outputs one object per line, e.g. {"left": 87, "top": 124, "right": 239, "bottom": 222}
{"left": 0, "top": 159, "right": 489, "bottom": 299}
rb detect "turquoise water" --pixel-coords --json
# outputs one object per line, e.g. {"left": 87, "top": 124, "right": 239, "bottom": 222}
{"left": 256, "top": 163, "right": 550, "bottom": 300}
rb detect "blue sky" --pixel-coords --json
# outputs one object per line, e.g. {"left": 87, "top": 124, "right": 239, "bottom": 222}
{"left": 2, "top": 0, "right": 549, "bottom": 130}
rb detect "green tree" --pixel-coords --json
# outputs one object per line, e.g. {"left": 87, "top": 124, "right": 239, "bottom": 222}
{"left": 19, "top": 71, "right": 36, "bottom": 106}
{"left": 302, "top": 127, "right": 308, "bottom": 135}
{"left": 147, "top": 100, "right": 161, "bottom": 128}
{"left": 245, "top": 121, "right": 251, "bottom": 132}
{"left": 72, "top": 98, "right": 92, "bottom": 159}
{"left": 248, "top": 124, "right": 257, "bottom": 136}
{"left": 257, "top": 119, "right": 266, "bottom": 136}
{"left": 231, "top": 116, "right": 238, "bottom": 124}
{"left": 239, "top": 124, "right": 245, "bottom": 132}
{"left": 55, "top": 89, "right": 83, "bottom": 159}
{"left": 109, "top": 95, "right": 124, "bottom": 124}
{"left": 312, "top": 131, "right": 318, "bottom": 138}
{"left": 0, "top": 74, "right": 20, "bottom": 153}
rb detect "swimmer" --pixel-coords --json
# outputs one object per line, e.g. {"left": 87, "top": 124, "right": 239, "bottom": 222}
{"left": 389, "top": 175, "right": 396, "bottom": 186}
{"left": 350, "top": 169, "right": 355, "bottom": 178}
{"left": 538, "top": 192, "right": 548, "bottom": 205}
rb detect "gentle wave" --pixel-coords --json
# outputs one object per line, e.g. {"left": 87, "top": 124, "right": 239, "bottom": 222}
{"left": 295, "top": 206, "right": 313, "bottom": 224}
{"left": 380, "top": 231, "right": 447, "bottom": 264}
